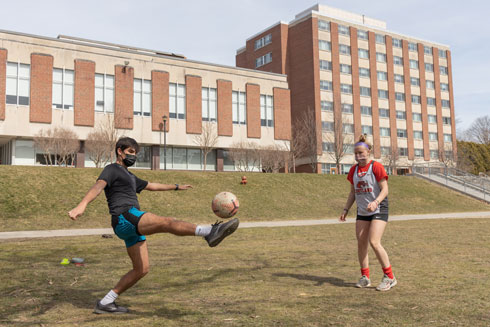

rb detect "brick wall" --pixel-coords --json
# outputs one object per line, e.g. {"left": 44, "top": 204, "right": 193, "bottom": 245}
{"left": 74, "top": 59, "right": 95, "bottom": 126}
{"left": 446, "top": 50, "right": 457, "bottom": 160}
{"left": 330, "top": 22, "right": 344, "bottom": 156}
{"left": 350, "top": 27, "right": 362, "bottom": 140}
{"left": 217, "top": 79, "right": 233, "bottom": 136}
{"left": 114, "top": 65, "right": 134, "bottom": 129}
{"left": 185, "top": 75, "right": 202, "bottom": 134}
{"left": 30, "top": 53, "right": 53, "bottom": 124}
{"left": 402, "top": 40, "right": 414, "bottom": 160}
{"left": 432, "top": 48, "right": 444, "bottom": 153}
{"left": 273, "top": 87, "right": 291, "bottom": 140}
{"left": 386, "top": 36, "right": 398, "bottom": 154}
{"left": 0, "top": 49, "right": 6, "bottom": 120}
{"left": 246, "top": 83, "right": 261, "bottom": 138}
{"left": 417, "top": 43, "right": 429, "bottom": 161}
{"left": 368, "top": 32, "right": 380, "bottom": 158}
{"left": 151, "top": 70, "right": 169, "bottom": 132}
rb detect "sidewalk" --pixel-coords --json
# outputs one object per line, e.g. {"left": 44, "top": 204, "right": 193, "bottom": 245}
{"left": 2, "top": 211, "right": 490, "bottom": 241}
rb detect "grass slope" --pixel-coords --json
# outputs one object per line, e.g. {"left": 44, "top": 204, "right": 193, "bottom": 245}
{"left": 0, "top": 166, "right": 488, "bottom": 232}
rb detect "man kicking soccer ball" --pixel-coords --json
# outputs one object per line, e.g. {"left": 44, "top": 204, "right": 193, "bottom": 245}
{"left": 68, "top": 137, "right": 239, "bottom": 314}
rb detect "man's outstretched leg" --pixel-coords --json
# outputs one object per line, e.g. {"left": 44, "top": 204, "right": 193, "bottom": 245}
{"left": 138, "top": 212, "right": 239, "bottom": 247}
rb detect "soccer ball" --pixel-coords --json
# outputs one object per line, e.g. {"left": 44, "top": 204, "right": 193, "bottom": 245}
{"left": 212, "top": 192, "right": 239, "bottom": 218}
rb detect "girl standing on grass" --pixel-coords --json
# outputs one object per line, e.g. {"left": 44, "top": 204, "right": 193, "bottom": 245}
{"left": 339, "top": 134, "right": 397, "bottom": 291}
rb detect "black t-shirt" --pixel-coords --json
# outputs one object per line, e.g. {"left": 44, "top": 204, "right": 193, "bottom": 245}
{"left": 97, "top": 163, "right": 148, "bottom": 216}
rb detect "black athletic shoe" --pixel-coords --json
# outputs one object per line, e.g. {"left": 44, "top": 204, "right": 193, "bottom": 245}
{"left": 93, "top": 300, "right": 129, "bottom": 314}
{"left": 205, "top": 218, "right": 239, "bottom": 247}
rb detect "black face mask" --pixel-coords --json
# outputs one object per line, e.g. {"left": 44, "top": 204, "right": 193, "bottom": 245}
{"left": 123, "top": 154, "right": 137, "bottom": 167}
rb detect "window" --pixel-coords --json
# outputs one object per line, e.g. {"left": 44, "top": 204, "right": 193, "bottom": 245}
{"left": 343, "top": 123, "right": 354, "bottom": 134}
{"left": 360, "top": 87, "right": 371, "bottom": 97}
{"left": 344, "top": 144, "right": 354, "bottom": 154}
{"left": 411, "top": 95, "right": 421, "bottom": 104}
{"left": 340, "top": 64, "right": 351, "bottom": 74}
{"left": 232, "top": 91, "right": 246, "bottom": 124}
{"left": 6, "top": 62, "right": 30, "bottom": 105}
{"left": 413, "top": 130, "right": 423, "bottom": 139}
{"left": 338, "top": 25, "right": 350, "bottom": 36}
{"left": 380, "top": 127, "right": 390, "bottom": 137}
{"left": 169, "top": 83, "right": 186, "bottom": 119}
{"left": 414, "top": 148, "right": 424, "bottom": 157}
{"left": 379, "top": 108, "right": 390, "bottom": 118}
{"left": 441, "top": 83, "right": 449, "bottom": 92}
{"left": 378, "top": 89, "right": 389, "bottom": 99}
{"left": 439, "top": 49, "right": 447, "bottom": 58}
{"left": 375, "top": 34, "right": 385, "bottom": 44}
{"left": 342, "top": 103, "right": 353, "bottom": 113}
{"left": 320, "top": 60, "right": 332, "bottom": 71}
{"left": 443, "top": 116, "right": 451, "bottom": 125}
{"left": 396, "top": 110, "right": 406, "bottom": 119}
{"left": 255, "top": 34, "right": 272, "bottom": 50}
{"left": 320, "top": 80, "right": 333, "bottom": 91}
{"left": 440, "top": 66, "right": 448, "bottom": 75}
{"left": 392, "top": 38, "right": 402, "bottom": 48}
{"left": 424, "top": 45, "right": 432, "bottom": 55}
{"left": 322, "top": 121, "right": 334, "bottom": 131}
{"left": 395, "top": 92, "right": 405, "bottom": 102}
{"left": 52, "top": 68, "right": 74, "bottom": 109}
{"left": 376, "top": 52, "right": 387, "bottom": 62}
{"left": 394, "top": 56, "right": 403, "bottom": 66}
{"left": 427, "top": 97, "right": 436, "bottom": 106}
{"left": 442, "top": 100, "right": 450, "bottom": 108}
{"left": 409, "top": 60, "right": 418, "bottom": 69}
{"left": 411, "top": 77, "right": 420, "bottom": 86}
{"left": 408, "top": 42, "right": 418, "bottom": 51}
{"left": 444, "top": 133, "right": 452, "bottom": 142}
{"left": 134, "top": 79, "right": 151, "bottom": 116}
{"left": 319, "top": 40, "right": 331, "bottom": 51}
{"left": 428, "top": 115, "right": 437, "bottom": 123}
{"left": 95, "top": 74, "right": 114, "bottom": 113}
{"left": 322, "top": 142, "right": 334, "bottom": 152}
{"left": 318, "top": 20, "right": 330, "bottom": 31}
{"left": 358, "top": 48, "right": 369, "bottom": 59}
{"left": 339, "top": 44, "right": 351, "bottom": 55}
{"left": 362, "top": 125, "right": 373, "bottom": 135}
{"left": 425, "top": 63, "right": 434, "bottom": 72}
{"left": 377, "top": 71, "right": 387, "bottom": 81}
{"left": 321, "top": 101, "right": 334, "bottom": 112}
{"left": 426, "top": 80, "right": 435, "bottom": 89}
{"left": 430, "top": 150, "right": 439, "bottom": 159}
{"left": 202, "top": 87, "right": 217, "bottom": 122}
{"left": 260, "top": 94, "right": 274, "bottom": 127}
{"left": 361, "top": 106, "right": 372, "bottom": 115}
{"left": 381, "top": 146, "right": 391, "bottom": 155}
{"left": 413, "top": 112, "right": 422, "bottom": 122}
{"left": 394, "top": 74, "right": 404, "bottom": 84}
{"left": 256, "top": 52, "right": 272, "bottom": 68}
{"left": 397, "top": 129, "right": 408, "bottom": 138}
{"left": 429, "top": 132, "right": 438, "bottom": 141}
{"left": 340, "top": 84, "right": 352, "bottom": 94}
{"left": 399, "top": 147, "right": 408, "bottom": 156}
{"left": 357, "top": 30, "right": 368, "bottom": 40}
{"left": 359, "top": 67, "right": 370, "bottom": 78}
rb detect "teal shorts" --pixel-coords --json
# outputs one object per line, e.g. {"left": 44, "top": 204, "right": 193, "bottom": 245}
{"left": 111, "top": 207, "right": 147, "bottom": 248}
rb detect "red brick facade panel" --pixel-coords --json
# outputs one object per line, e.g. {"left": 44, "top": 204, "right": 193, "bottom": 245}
{"left": 246, "top": 83, "right": 261, "bottom": 138}
{"left": 0, "top": 49, "right": 6, "bottom": 120}
{"left": 446, "top": 50, "right": 457, "bottom": 160}
{"left": 236, "top": 51, "right": 248, "bottom": 69}
{"left": 185, "top": 75, "right": 202, "bottom": 134}
{"left": 114, "top": 65, "right": 134, "bottom": 129}
{"left": 217, "top": 79, "right": 233, "bottom": 136}
{"left": 402, "top": 40, "right": 414, "bottom": 159}
{"left": 30, "top": 53, "right": 53, "bottom": 124}
{"left": 432, "top": 48, "right": 444, "bottom": 152}
{"left": 74, "top": 59, "right": 95, "bottom": 127}
{"left": 385, "top": 36, "right": 398, "bottom": 153}
{"left": 350, "top": 27, "right": 362, "bottom": 140}
{"left": 331, "top": 22, "right": 344, "bottom": 155}
{"left": 273, "top": 87, "right": 291, "bottom": 141}
{"left": 151, "top": 70, "right": 169, "bottom": 132}
{"left": 368, "top": 32, "right": 381, "bottom": 158}
{"left": 417, "top": 43, "right": 429, "bottom": 160}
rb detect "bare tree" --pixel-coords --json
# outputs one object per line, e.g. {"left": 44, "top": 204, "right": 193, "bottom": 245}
{"left": 33, "top": 129, "right": 56, "bottom": 165}
{"left": 323, "top": 117, "right": 353, "bottom": 174}
{"left": 293, "top": 108, "right": 319, "bottom": 173}
{"left": 85, "top": 129, "right": 112, "bottom": 168}
{"left": 260, "top": 144, "right": 288, "bottom": 173}
{"left": 228, "top": 141, "right": 261, "bottom": 172}
{"left": 438, "top": 143, "right": 455, "bottom": 168}
{"left": 193, "top": 122, "right": 219, "bottom": 171}
{"left": 53, "top": 127, "right": 79, "bottom": 166}
{"left": 465, "top": 115, "right": 490, "bottom": 145}
{"left": 382, "top": 146, "right": 399, "bottom": 175}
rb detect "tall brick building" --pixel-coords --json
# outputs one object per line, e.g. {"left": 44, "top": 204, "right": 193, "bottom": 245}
{"left": 236, "top": 4, "right": 456, "bottom": 174}
{"left": 0, "top": 30, "right": 291, "bottom": 171}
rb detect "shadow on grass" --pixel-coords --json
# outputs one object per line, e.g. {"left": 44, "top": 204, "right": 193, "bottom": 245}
{"left": 273, "top": 273, "right": 356, "bottom": 287}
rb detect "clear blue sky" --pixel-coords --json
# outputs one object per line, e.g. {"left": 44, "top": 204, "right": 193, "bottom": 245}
{"left": 1, "top": 0, "right": 488, "bottom": 132}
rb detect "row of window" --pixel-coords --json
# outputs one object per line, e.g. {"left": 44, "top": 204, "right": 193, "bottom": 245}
{"left": 254, "top": 34, "right": 272, "bottom": 51}
{"left": 255, "top": 52, "right": 272, "bottom": 68}
{"left": 318, "top": 19, "right": 448, "bottom": 58}
{"left": 322, "top": 142, "right": 451, "bottom": 158}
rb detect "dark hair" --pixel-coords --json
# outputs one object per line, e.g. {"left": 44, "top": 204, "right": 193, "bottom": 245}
{"left": 115, "top": 137, "right": 140, "bottom": 157}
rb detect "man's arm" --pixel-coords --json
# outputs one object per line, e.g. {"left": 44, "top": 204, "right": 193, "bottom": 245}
{"left": 68, "top": 179, "right": 107, "bottom": 220}
{"left": 145, "top": 183, "right": 192, "bottom": 192}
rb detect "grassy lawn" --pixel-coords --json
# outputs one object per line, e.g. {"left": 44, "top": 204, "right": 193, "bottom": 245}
{"left": 1, "top": 218, "right": 489, "bottom": 326}
{"left": 0, "top": 166, "right": 488, "bottom": 232}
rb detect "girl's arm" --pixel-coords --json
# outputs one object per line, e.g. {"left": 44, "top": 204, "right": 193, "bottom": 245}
{"left": 340, "top": 184, "right": 356, "bottom": 222}
{"left": 367, "top": 178, "right": 388, "bottom": 212}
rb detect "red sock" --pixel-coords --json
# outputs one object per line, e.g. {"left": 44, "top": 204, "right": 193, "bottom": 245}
{"left": 382, "top": 265, "right": 394, "bottom": 279}
{"left": 360, "top": 267, "right": 370, "bottom": 278}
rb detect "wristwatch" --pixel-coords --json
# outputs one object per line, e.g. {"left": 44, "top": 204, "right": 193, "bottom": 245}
{"left": 175, "top": 184, "right": 179, "bottom": 190}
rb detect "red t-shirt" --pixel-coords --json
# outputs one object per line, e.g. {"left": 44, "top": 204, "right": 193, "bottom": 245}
{"left": 347, "top": 161, "right": 388, "bottom": 185}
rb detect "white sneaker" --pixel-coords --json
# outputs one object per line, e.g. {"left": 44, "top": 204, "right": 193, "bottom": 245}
{"left": 355, "top": 275, "right": 371, "bottom": 288}
{"left": 376, "top": 274, "right": 397, "bottom": 291}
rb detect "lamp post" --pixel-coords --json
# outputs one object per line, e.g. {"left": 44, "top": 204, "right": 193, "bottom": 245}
{"left": 162, "top": 115, "right": 168, "bottom": 170}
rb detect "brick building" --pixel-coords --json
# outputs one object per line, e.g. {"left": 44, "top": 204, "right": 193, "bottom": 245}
{"left": 236, "top": 4, "right": 456, "bottom": 174}
{"left": 0, "top": 30, "right": 291, "bottom": 171}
